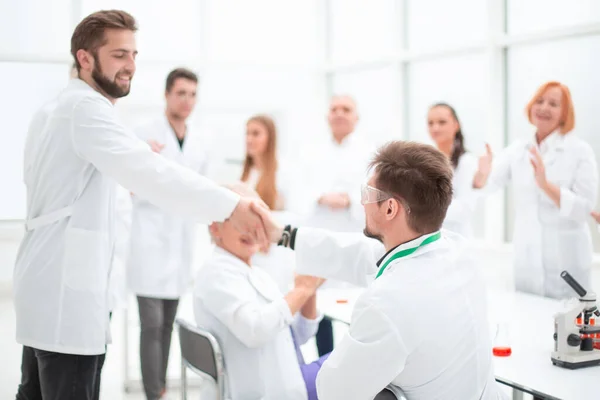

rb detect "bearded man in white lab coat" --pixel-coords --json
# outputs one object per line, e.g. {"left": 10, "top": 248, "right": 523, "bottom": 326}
{"left": 254, "top": 141, "right": 503, "bottom": 400}
{"left": 14, "top": 10, "right": 267, "bottom": 400}
{"left": 128, "top": 67, "right": 211, "bottom": 400}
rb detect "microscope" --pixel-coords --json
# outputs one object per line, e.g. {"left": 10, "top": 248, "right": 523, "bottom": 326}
{"left": 551, "top": 271, "right": 600, "bottom": 369}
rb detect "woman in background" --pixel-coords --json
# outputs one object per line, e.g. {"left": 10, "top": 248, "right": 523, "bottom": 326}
{"left": 427, "top": 103, "right": 479, "bottom": 237}
{"left": 241, "top": 114, "right": 297, "bottom": 293}
{"left": 241, "top": 114, "right": 284, "bottom": 210}
{"left": 473, "top": 81, "right": 598, "bottom": 299}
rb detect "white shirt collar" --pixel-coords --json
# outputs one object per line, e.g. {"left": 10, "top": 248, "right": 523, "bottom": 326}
{"left": 213, "top": 246, "right": 253, "bottom": 272}
{"left": 530, "top": 130, "right": 564, "bottom": 155}
{"left": 330, "top": 131, "right": 358, "bottom": 148}
{"left": 376, "top": 230, "right": 442, "bottom": 267}
{"left": 68, "top": 78, "right": 113, "bottom": 106}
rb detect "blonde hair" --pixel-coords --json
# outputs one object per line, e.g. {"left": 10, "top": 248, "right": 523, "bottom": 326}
{"left": 241, "top": 115, "right": 279, "bottom": 210}
{"left": 525, "top": 81, "right": 575, "bottom": 134}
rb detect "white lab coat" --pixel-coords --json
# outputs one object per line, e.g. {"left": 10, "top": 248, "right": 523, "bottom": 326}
{"left": 482, "top": 131, "right": 598, "bottom": 299}
{"left": 294, "top": 228, "right": 502, "bottom": 400}
{"left": 128, "top": 116, "right": 210, "bottom": 299}
{"left": 108, "top": 185, "right": 132, "bottom": 311}
{"left": 444, "top": 152, "right": 479, "bottom": 237}
{"left": 251, "top": 210, "right": 303, "bottom": 294}
{"left": 300, "top": 133, "right": 374, "bottom": 232}
{"left": 14, "top": 79, "right": 239, "bottom": 355}
{"left": 194, "top": 247, "right": 322, "bottom": 400}
{"left": 299, "top": 133, "right": 374, "bottom": 291}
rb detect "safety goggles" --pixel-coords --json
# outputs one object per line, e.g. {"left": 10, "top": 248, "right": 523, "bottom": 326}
{"left": 360, "top": 184, "right": 411, "bottom": 212}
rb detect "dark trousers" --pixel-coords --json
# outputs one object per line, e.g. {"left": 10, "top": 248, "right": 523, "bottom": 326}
{"left": 137, "top": 296, "right": 180, "bottom": 400}
{"left": 315, "top": 317, "right": 334, "bottom": 357}
{"left": 15, "top": 346, "right": 106, "bottom": 400}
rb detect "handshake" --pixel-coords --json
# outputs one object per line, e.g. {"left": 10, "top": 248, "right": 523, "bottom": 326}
{"left": 226, "top": 196, "right": 286, "bottom": 251}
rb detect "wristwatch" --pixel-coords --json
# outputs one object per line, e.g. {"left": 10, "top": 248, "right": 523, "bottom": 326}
{"left": 277, "top": 225, "right": 298, "bottom": 250}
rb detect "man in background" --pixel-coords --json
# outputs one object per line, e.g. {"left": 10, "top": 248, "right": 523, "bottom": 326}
{"left": 301, "top": 95, "right": 374, "bottom": 357}
{"left": 128, "top": 68, "right": 212, "bottom": 400}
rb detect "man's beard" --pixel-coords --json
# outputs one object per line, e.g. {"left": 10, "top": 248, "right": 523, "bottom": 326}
{"left": 363, "top": 226, "right": 383, "bottom": 243}
{"left": 92, "top": 57, "right": 131, "bottom": 99}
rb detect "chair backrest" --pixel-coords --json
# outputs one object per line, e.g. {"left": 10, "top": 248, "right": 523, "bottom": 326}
{"left": 176, "top": 318, "right": 224, "bottom": 382}
{"left": 374, "top": 388, "right": 400, "bottom": 400}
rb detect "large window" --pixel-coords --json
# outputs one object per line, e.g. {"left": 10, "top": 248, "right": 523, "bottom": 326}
{"left": 81, "top": 0, "right": 204, "bottom": 61}
{"left": 3, "top": 0, "right": 600, "bottom": 245}
{"left": 407, "top": 54, "right": 487, "bottom": 148}
{"left": 327, "top": 0, "right": 600, "bottom": 246}
{"left": 406, "top": 0, "right": 487, "bottom": 51}
{"left": 507, "top": 0, "right": 600, "bottom": 34}
{"left": 0, "top": 0, "right": 74, "bottom": 58}
{"left": 332, "top": 67, "right": 401, "bottom": 147}
{"left": 330, "top": 0, "right": 398, "bottom": 64}
{"left": 206, "top": 0, "right": 321, "bottom": 65}
{"left": 0, "top": 63, "right": 71, "bottom": 220}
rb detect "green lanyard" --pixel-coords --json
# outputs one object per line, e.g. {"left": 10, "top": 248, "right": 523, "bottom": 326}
{"left": 375, "top": 232, "right": 442, "bottom": 279}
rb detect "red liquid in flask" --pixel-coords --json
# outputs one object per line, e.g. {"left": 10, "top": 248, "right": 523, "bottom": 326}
{"left": 493, "top": 347, "right": 512, "bottom": 357}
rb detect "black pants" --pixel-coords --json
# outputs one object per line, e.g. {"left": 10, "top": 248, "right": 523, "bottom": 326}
{"left": 15, "top": 346, "right": 106, "bottom": 400}
{"left": 316, "top": 317, "right": 334, "bottom": 357}
{"left": 137, "top": 296, "right": 180, "bottom": 400}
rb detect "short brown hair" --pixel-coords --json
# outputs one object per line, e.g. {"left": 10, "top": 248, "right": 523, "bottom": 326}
{"left": 166, "top": 68, "right": 199, "bottom": 92}
{"left": 370, "top": 141, "right": 453, "bottom": 234}
{"left": 71, "top": 10, "right": 138, "bottom": 72}
{"left": 525, "top": 81, "right": 575, "bottom": 134}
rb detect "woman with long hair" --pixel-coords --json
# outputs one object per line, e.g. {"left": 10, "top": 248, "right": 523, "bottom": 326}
{"left": 240, "top": 114, "right": 296, "bottom": 294}
{"left": 427, "top": 103, "right": 479, "bottom": 237}
{"left": 240, "top": 114, "right": 284, "bottom": 210}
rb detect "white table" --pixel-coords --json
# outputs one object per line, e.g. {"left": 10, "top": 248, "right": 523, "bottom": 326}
{"left": 317, "top": 288, "right": 600, "bottom": 400}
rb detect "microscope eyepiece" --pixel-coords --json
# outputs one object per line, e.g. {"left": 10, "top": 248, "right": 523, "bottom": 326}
{"left": 560, "top": 271, "right": 587, "bottom": 298}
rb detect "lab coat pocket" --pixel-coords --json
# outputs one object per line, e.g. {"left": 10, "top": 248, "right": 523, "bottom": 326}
{"left": 63, "top": 227, "right": 109, "bottom": 293}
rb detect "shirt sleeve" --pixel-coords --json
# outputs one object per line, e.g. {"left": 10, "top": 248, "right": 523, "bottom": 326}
{"left": 291, "top": 312, "right": 323, "bottom": 346}
{"left": 70, "top": 96, "right": 239, "bottom": 223}
{"left": 558, "top": 144, "right": 598, "bottom": 222}
{"left": 316, "top": 298, "right": 408, "bottom": 400}
{"left": 200, "top": 267, "right": 294, "bottom": 349}
{"left": 294, "top": 228, "right": 385, "bottom": 287}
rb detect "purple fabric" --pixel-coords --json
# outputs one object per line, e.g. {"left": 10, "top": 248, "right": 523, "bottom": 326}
{"left": 299, "top": 353, "right": 331, "bottom": 400}
{"left": 290, "top": 327, "right": 331, "bottom": 400}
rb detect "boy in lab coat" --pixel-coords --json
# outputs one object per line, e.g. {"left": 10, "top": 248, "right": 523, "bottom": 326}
{"left": 194, "top": 184, "right": 329, "bottom": 400}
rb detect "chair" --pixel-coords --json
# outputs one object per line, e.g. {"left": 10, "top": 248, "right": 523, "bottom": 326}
{"left": 176, "top": 319, "right": 226, "bottom": 400}
{"left": 375, "top": 388, "right": 404, "bottom": 399}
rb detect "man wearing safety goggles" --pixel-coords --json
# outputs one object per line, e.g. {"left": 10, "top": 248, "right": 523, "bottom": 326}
{"left": 253, "top": 141, "right": 502, "bottom": 400}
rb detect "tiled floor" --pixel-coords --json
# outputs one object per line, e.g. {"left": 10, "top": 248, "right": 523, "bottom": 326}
{"left": 1, "top": 263, "right": 598, "bottom": 400}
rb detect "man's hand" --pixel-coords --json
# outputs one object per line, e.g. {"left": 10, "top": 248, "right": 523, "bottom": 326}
{"left": 229, "top": 198, "right": 269, "bottom": 250}
{"left": 148, "top": 140, "right": 165, "bottom": 153}
{"left": 591, "top": 211, "right": 600, "bottom": 224}
{"left": 319, "top": 192, "right": 351, "bottom": 210}
{"left": 294, "top": 274, "right": 326, "bottom": 294}
{"left": 250, "top": 202, "right": 284, "bottom": 243}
